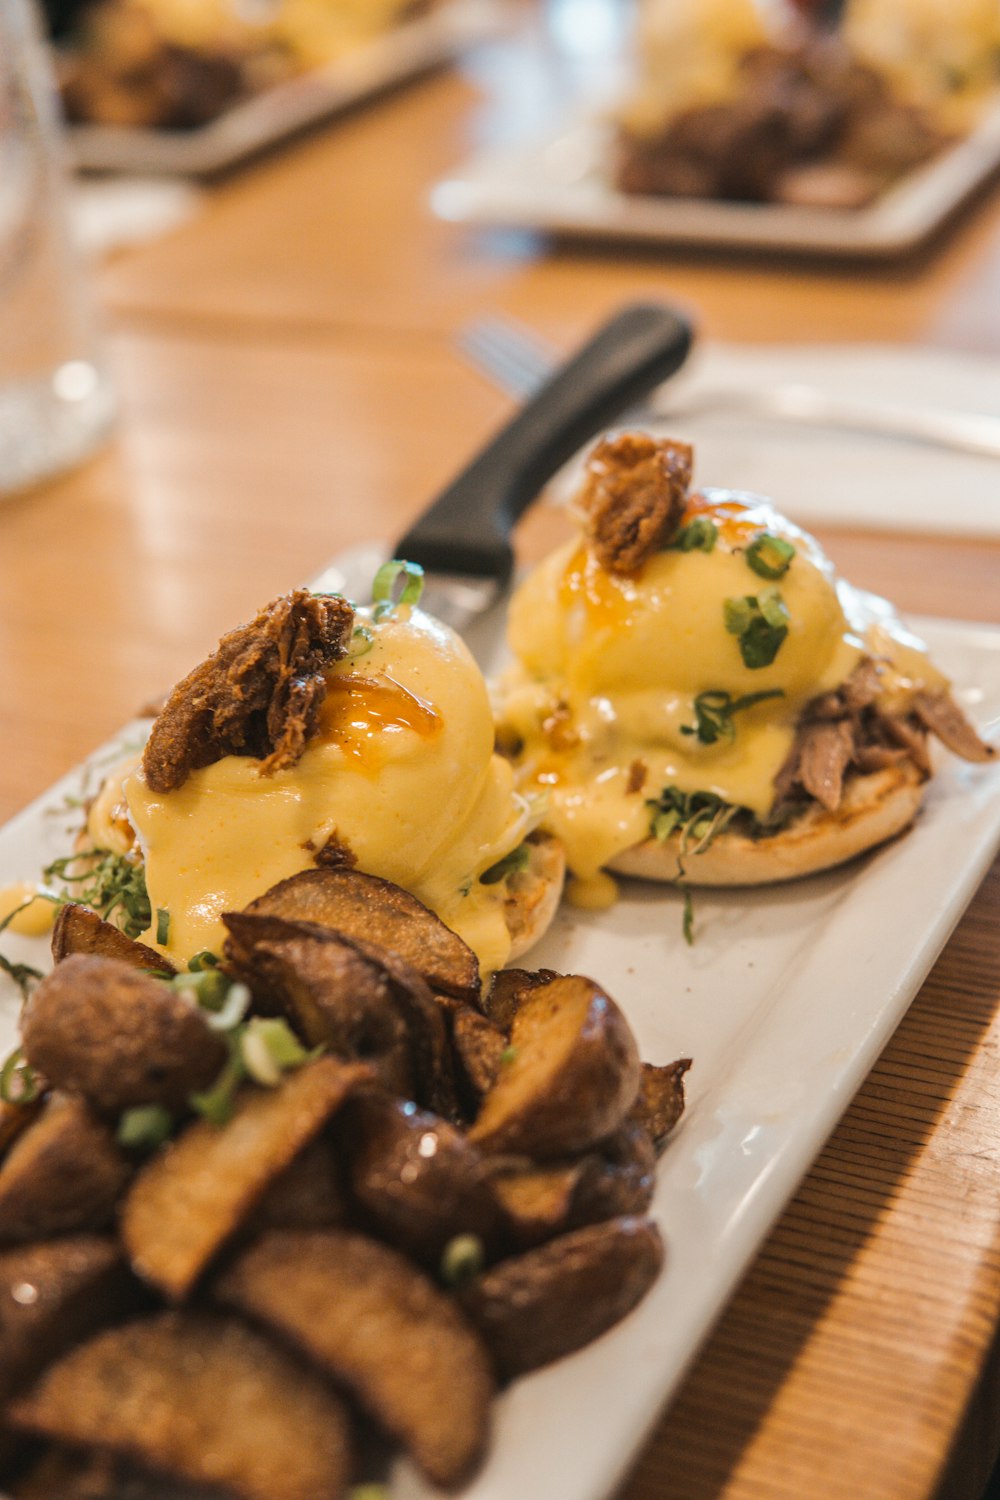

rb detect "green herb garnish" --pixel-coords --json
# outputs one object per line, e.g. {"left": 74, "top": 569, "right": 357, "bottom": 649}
{"left": 117, "top": 1103, "right": 174, "bottom": 1151}
{"left": 723, "top": 586, "right": 789, "bottom": 669}
{"left": 745, "top": 532, "right": 795, "bottom": 579}
{"left": 440, "top": 1233, "right": 485, "bottom": 1287}
{"left": 371, "top": 559, "right": 425, "bottom": 618}
{"left": 681, "top": 688, "right": 785, "bottom": 746}
{"left": 155, "top": 907, "right": 170, "bottom": 945}
{"left": 43, "top": 847, "right": 151, "bottom": 940}
{"left": 0, "top": 1046, "right": 41, "bottom": 1105}
{"left": 671, "top": 517, "right": 718, "bottom": 553}
{"left": 647, "top": 787, "right": 738, "bottom": 862}
{"left": 681, "top": 886, "right": 695, "bottom": 946}
{"left": 499, "top": 1045, "right": 518, "bottom": 1066}
{"left": 480, "top": 843, "right": 530, "bottom": 886}
{"left": 0, "top": 899, "right": 45, "bottom": 999}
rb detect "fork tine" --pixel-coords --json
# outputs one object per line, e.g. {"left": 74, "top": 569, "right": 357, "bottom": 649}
{"left": 456, "top": 316, "right": 557, "bottom": 399}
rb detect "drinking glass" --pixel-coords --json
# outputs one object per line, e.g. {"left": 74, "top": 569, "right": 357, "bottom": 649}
{"left": 0, "top": 0, "right": 116, "bottom": 495}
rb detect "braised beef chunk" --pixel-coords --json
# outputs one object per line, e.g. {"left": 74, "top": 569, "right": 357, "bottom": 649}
{"left": 913, "top": 691, "right": 997, "bottom": 764}
{"left": 142, "top": 589, "right": 355, "bottom": 793}
{"left": 774, "top": 657, "right": 993, "bottom": 818}
{"left": 579, "top": 434, "right": 692, "bottom": 576}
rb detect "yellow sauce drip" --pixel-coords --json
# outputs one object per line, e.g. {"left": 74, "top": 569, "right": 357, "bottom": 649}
{"left": 318, "top": 670, "right": 440, "bottom": 769}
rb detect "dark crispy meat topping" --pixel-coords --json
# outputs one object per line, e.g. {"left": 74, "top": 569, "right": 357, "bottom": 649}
{"left": 142, "top": 590, "right": 355, "bottom": 793}
{"left": 579, "top": 434, "right": 692, "bottom": 577}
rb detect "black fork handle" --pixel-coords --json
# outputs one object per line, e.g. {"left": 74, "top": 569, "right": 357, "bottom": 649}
{"left": 394, "top": 301, "right": 694, "bottom": 586}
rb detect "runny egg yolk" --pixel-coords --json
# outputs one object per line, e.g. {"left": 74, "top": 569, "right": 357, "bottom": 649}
{"left": 497, "top": 488, "right": 942, "bottom": 896}
{"left": 115, "top": 607, "right": 537, "bottom": 976}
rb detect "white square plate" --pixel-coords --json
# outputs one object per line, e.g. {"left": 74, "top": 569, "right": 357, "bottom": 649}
{"left": 66, "top": 0, "right": 507, "bottom": 177}
{"left": 433, "top": 102, "right": 1000, "bottom": 259}
{"left": 1, "top": 609, "right": 999, "bottom": 1499}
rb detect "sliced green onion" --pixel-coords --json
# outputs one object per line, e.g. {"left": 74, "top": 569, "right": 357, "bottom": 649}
{"left": 440, "top": 1233, "right": 485, "bottom": 1287}
{"left": 117, "top": 1103, "right": 173, "bottom": 1151}
{"left": 746, "top": 532, "right": 796, "bottom": 579}
{"left": 672, "top": 517, "right": 718, "bottom": 553}
{"left": 187, "top": 950, "right": 220, "bottom": 972}
{"left": 499, "top": 1045, "right": 518, "bottom": 1066}
{"left": 0, "top": 1047, "right": 40, "bottom": 1105}
{"left": 155, "top": 907, "right": 170, "bottom": 945}
{"left": 190, "top": 1050, "right": 246, "bottom": 1127}
{"left": 201, "top": 981, "right": 251, "bottom": 1033}
{"left": 723, "top": 590, "right": 789, "bottom": 670}
{"left": 371, "top": 559, "right": 425, "bottom": 610}
{"left": 171, "top": 967, "right": 230, "bottom": 1013}
{"left": 239, "top": 1017, "right": 310, "bottom": 1087}
{"left": 346, "top": 623, "right": 375, "bottom": 660}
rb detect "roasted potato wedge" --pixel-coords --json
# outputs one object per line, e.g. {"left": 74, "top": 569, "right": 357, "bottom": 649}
{"left": 122, "top": 1057, "right": 369, "bottom": 1299}
{"left": 8, "top": 1311, "right": 353, "bottom": 1500}
{"left": 50, "top": 904, "right": 175, "bottom": 976}
{"left": 628, "top": 1058, "right": 692, "bottom": 1149}
{"left": 217, "top": 1228, "right": 493, "bottom": 1489}
{"left": 458, "top": 1215, "right": 664, "bottom": 1379}
{"left": 21, "top": 955, "right": 227, "bottom": 1115}
{"left": 0, "top": 1099, "right": 42, "bottom": 1159}
{"left": 489, "top": 1124, "right": 656, "bottom": 1247}
{"left": 242, "top": 867, "right": 481, "bottom": 1001}
{"left": 340, "top": 1092, "right": 504, "bottom": 1265}
{"left": 0, "top": 1237, "right": 142, "bottom": 1406}
{"left": 482, "top": 966, "right": 560, "bottom": 1031}
{"left": 224, "top": 913, "right": 459, "bottom": 1119}
{"left": 0, "top": 1096, "right": 131, "bottom": 1244}
{"left": 469, "top": 975, "right": 641, "bottom": 1159}
{"left": 250, "top": 1134, "right": 347, "bottom": 1232}
{"left": 446, "top": 1003, "right": 506, "bottom": 1102}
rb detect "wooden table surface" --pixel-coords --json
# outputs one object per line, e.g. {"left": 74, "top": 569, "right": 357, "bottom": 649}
{"left": 4, "top": 3, "right": 1000, "bottom": 1497}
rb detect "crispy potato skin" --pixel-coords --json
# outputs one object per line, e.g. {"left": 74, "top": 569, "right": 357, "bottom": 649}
{"left": 0, "top": 1096, "right": 131, "bottom": 1245}
{"left": 340, "top": 1093, "right": 505, "bottom": 1265}
{"left": 242, "top": 867, "right": 481, "bottom": 1001}
{"left": 51, "top": 904, "right": 176, "bottom": 976}
{"left": 7, "top": 1311, "right": 353, "bottom": 1500}
{"left": 469, "top": 976, "right": 641, "bottom": 1159}
{"left": 21, "top": 955, "right": 226, "bottom": 1115}
{"left": 459, "top": 1215, "right": 664, "bottom": 1379}
{"left": 122, "top": 1057, "right": 370, "bottom": 1299}
{"left": 628, "top": 1059, "right": 692, "bottom": 1149}
{"left": 217, "top": 1229, "right": 494, "bottom": 1489}
{"left": 0, "top": 1237, "right": 141, "bottom": 1407}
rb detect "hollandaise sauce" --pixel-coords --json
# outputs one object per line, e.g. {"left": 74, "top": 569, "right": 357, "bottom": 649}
{"left": 498, "top": 489, "right": 943, "bottom": 900}
{"left": 113, "top": 607, "right": 537, "bottom": 977}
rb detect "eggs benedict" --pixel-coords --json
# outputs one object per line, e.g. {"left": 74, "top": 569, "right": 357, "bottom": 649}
{"left": 495, "top": 434, "right": 995, "bottom": 908}
{"left": 86, "top": 584, "right": 563, "bottom": 977}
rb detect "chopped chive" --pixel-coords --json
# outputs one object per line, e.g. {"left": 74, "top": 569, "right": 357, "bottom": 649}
{"left": 0, "top": 1047, "right": 40, "bottom": 1105}
{"left": 346, "top": 623, "right": 375, "bottom": 660}
{"left": 117, "top": 1103, "right": 173, "bottom": 1151}
{"left": 190, "top": 1049, "right": 246, "bottom": 1127}
{"left": 746, "top": 532, "right": 796, "bottom": 579}
{"left": 371, "top": 559, "right": 425, "bottom": 610}
{"left": 723, "top": 589, "right": 789, "bottom": 669}
{"left": 440, "top": 1233, "right": 484, "bottom": 1287}
{"left": 682, "top": 887, "right": 695, "bottom": 945}
{"left": 155, "top": 908, "right": 170, "bottom": 945}
{"left": 499, "top": 1045, "right": 518, "bottom": 1066}
{"left": 187, "top": 950, "right": 220, "bottom": 972}
{"left": 671, "top": 517, "right": 718, "bottom": 553}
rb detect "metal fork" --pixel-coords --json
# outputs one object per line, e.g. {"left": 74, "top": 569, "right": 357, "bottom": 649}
{"left": 457, "top": 314, "right": 1000, "bottom": 460}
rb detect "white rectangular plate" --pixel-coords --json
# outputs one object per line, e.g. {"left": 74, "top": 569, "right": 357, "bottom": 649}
{"left": 432, "top": 102, "right": 1000, "bottom": 259}
{"left": 66, "top": 0, "right": 507, "bottom": 177}
{"left": 1, "top": 615, "right": 999, "bottom": 1500}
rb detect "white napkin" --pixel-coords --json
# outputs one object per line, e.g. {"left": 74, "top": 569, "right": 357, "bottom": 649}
{"left": 70, "top": 176, "right": 202, "bottom": 258}
{"left": 632, "top": 342, "right": 1000, "bottom": 537}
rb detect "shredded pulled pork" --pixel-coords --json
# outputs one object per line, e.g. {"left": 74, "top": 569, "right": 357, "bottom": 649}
{"left": 142, "top": 590, "right": 355, "bottom": 793}
{"left": 774, "top": 658, "right": 995, "bottom": 818}
{"left": 579, "top": 434, "right": 692, "bottom": 577}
